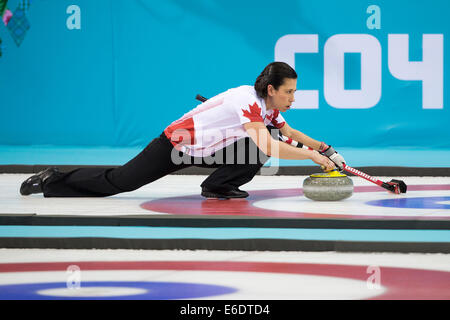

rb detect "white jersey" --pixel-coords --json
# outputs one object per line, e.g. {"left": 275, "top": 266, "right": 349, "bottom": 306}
{"left": 164, "top": 85, "right": 286, "bottom": 157}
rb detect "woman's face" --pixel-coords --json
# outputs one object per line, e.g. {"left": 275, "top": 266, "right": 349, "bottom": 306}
{"left": 267, "top": 78, "right": 297, "bottom": 112}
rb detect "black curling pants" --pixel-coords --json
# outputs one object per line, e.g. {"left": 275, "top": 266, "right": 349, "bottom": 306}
{"left": 42, "top": 132, "right": 270, "bottom": 197}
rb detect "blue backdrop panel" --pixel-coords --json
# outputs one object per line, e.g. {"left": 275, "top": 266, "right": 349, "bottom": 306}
{"left": 0, "top": 0, "right": 449, "bottom": 152}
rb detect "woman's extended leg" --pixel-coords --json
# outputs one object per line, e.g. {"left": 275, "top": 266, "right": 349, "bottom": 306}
{"left": 41, "top": 133, "right": 189, "bottom": 197}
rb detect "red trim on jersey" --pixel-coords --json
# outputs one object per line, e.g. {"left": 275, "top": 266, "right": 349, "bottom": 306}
{"left": 266, "top": 109, "right": 285, "bottom": 129}
{"left": 274, "top": 120, "right": 286, "bottom": 129}
{"left": 272, "top": 109, "right": 280, "bottom": 119}
{"left": 242, "top": 102, "right": 264, "bottom": 123}
{"left": 164, "top": 117, "right": 196, "bottom": 148}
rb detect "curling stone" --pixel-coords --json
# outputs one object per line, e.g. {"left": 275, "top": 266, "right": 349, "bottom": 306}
{"left": 303, "top": 170, "right": 353, "bottom": 201}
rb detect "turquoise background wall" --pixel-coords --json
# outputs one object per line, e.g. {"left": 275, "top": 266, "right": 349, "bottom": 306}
{"left": 0, "top": 0, "right": 448, "bottom": 151}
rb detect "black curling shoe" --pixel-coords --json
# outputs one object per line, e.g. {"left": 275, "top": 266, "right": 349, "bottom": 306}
{"left": 201, "top": 187, "right": 249, "bottom": 199}
{"left": 20, "top": 167, "right": 59, "bottom": 196}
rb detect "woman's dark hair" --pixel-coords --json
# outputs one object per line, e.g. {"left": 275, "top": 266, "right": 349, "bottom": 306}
{"left": 254, "top": 62, "right": 297, "bottom": 98}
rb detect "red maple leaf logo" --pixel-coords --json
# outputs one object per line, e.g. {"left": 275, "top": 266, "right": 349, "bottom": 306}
{"left": 242, "top": 102, "right": 263, "bottom": 123}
